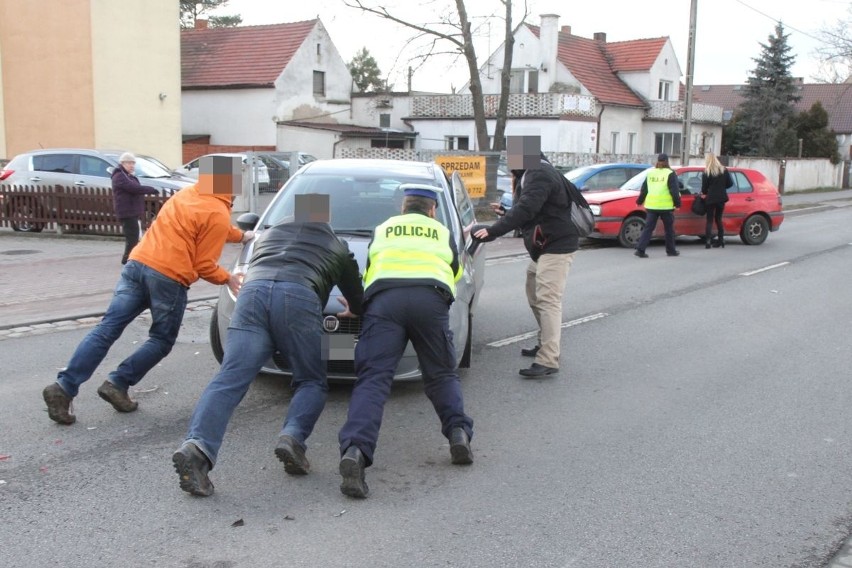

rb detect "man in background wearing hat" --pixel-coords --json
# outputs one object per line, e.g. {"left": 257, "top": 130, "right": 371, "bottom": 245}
{"left": 634, "top": 153, "right": 682, "bottom": 258}
{"left": 172, "top": 194, "right": 364, "bottom": 497}
{"left": 42, "top": 156, "right": 253, "bottom": 425}
{"left": 111, "top": 152, "right": 159, "bottom": 265}
{"left": 337, "top": 183, "right": 474, "bottom": 499}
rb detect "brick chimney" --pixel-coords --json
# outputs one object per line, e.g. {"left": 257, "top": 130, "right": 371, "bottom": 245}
{"left": 561, "top": 25, "right": 572, "bottom": 35}
{"left": 593, "top": 32, "right": 607, "bottom": 43}
{"left": 539, "top": 14, "right": 560, "bottom": 89}
{"left": 195, "top": 18, "right": 208, "bottom": 30}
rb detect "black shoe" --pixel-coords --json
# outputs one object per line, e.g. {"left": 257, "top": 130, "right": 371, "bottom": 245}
{"left": 43, "top": 383, "right": 76, "bottom": 425}
{"left": 339, "top": 446, "right": 369, "bottom": 498}
{"left": 449, "top": 427, "right": 473, "bottom": 465}
{"left": 97, "top": 380, "right": 138, "bottom": 413}
{"left": 519, "top": 363, "right": 559, "bottom": 378}
{"left": 667, "top": 250, "right": 680, "bottom": 257}
{"left": 634, "top": 250, "right": 649, "bottom": 258}
{"left": 274, "top": 434, "right": 310, "bottom": 475}
{"left": 713, "top": 237, "right": 725, "bottom": 248}
{"left": 172, "top": 442, "right": 214, "bottom": 497}
{"left": 705, "top": 243, "right": 712, "bottom": 249}
{"left": 521, "top": 345, "right": 540, "bottom": 357}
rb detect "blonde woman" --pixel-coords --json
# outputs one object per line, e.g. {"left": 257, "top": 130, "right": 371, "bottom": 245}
{"left": 700, "top": 153, "right": 733, "bottom": 248}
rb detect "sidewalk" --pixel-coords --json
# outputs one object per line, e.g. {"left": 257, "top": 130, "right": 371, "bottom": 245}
{"left": 1, "top": 188, "right": 849, "bottom": 331}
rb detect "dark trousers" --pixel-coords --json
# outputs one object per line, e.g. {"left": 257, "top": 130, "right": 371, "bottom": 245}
{"left": 120, "top": 216, "right": 141, "bottom": 265}
{"left": 635, "top": 209, "right": 676, "bottom": 254}
{"left": 705, "top": 203, "right": 725, "bottom": 241}
{"left": 338, "top": 286, "right": 473, "bottom": 466}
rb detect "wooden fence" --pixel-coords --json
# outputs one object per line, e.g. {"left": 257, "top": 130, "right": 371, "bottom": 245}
{"left": 0, "top": 184, "right": 170, "bottom": 235}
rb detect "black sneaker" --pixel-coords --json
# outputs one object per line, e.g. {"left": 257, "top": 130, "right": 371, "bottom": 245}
{"left": 97, "top": 381, "right": 138, "bottom": 413}
{"left": 43, "top": 383, "right": 76, "bottom": 425}
{"left": 449, "top": 427, "right": 473, "bottom": 465}
{"left": 634, "top": 250, "right": 649, "bottom": 258}
{"left": 274, "top": 434, "right": 310, "bottom": 475}
{"left": 339, "top": 446, "right": 369, "bottom": 498}
{"left": 172, "top": 442, "right": 214, "bottom": 497}
{"left": 520, "top": 345, "right": 540, "bottom": 357}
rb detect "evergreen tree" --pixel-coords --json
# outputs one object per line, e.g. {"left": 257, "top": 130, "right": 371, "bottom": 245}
{"left": 735, "top": 23, "right": 801, "bottom": 157}
{"left": 180, "top": 0, "right": 242, "bottom": 29}
{"left": 795, "top": 101, "right": 840, "bottom": 163}
{"left": 348, "top": 48, "right": 386, "bottom": 93}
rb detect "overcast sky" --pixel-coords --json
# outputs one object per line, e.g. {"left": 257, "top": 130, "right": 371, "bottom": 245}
{"left": 213, "top": 0, "right": 849, "bottom": 92}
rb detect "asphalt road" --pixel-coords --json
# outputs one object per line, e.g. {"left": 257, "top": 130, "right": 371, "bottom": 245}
{"left": 1, "top": 204, "right": 852, "bottom": 567}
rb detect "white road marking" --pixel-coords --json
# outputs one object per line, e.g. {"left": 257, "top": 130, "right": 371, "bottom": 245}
{"left": 487, "top": 312, "right": 609, "bottom": 348}
{"left": 739, "top": 262, "right": 790, "bottom": 276}
{"left": 485, "top": 254, "right": 527, "bottom": 266}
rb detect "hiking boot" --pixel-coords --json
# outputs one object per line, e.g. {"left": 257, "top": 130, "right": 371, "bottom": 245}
{"left": 274, "top": 434, "right": 310, "bottom": 475}
{"left": 172, "top": 442, "right": 214, "bottom": 497}
{"left": 339, "top": 446, "right": 369, "bottom": 498}
{"left": 43, "top": 383, "right": 76, "bottom": 425}
{"left": 449, "top": 427, "right": 473, "bottom": 465}
{"left": 97, "top": 380, "right": 138, "bottom": 413}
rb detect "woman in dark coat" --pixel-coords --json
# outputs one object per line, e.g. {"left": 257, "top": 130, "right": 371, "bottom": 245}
{"left": 700, "top": 152, "right": 734, "bottom": 248}
{"left": 112, "top": 152, "right": 159, "bottom": 264}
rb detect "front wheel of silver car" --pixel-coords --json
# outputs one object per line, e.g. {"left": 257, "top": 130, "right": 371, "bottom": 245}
{"left": 618, "top": 216, "right": 645, "bottom": 248}
{"left": 209, "top": 306, "right": 224, "bottom": 364}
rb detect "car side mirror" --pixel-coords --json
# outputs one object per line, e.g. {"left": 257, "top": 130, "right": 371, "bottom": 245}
{"left": 236, "top": 212, "right": 259, "bottom": 231}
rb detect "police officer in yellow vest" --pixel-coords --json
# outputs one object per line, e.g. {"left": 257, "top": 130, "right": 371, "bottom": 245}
{"left": 337, "top": 183, "right": 474, "bottom": 498}
{"left": 634, "top": 153, "right": 682, "bottom": 258}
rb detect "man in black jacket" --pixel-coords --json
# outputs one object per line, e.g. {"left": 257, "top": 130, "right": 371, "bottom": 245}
{"left": 172, "top": 194, "right": 364, "bottom": 497}
{"left": 472, "top": 136, "right": 579, "bottom": 378}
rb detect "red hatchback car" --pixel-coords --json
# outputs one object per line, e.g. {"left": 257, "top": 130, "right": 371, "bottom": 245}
{"left": 583, "top": 167, "right": 784, "bottom": 247}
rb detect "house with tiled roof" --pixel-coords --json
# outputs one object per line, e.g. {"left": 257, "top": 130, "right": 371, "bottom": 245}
{"left": 401, "top": 14, "right": 723, "bottom": 159}
{"left": 692, "top": 82, "right": 852, "bottom": 158}
{"left": 180, "top": 18, "right": 354, "bottom": 152}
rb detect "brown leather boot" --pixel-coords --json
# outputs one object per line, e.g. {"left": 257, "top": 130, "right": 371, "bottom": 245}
{"left": 97, "top": 381, "right": 138, "bottom": 413}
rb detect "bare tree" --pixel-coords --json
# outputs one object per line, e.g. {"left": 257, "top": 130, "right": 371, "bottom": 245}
{"left": 180, "top": 0, "right": 242, "bottom": 29}
{"left": 813, "top": 5, "right": 851, "bottom": 83}
{"left": 342, "top": 0, "right": 527, "bottom": 153}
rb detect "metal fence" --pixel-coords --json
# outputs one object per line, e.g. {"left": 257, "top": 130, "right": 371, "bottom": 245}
{"left": 0, "top": 184, "right": 169, "bottom": 235}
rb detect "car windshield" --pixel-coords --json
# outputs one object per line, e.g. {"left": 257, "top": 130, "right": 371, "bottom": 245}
{"left": 621, "top": 168, "right": 653, "bottom": 191}
{"left": 133, "top": 156, "right": 173, "bottom": 178}
{"left": 260, "top": 172, "right": 447, "bottom": 232}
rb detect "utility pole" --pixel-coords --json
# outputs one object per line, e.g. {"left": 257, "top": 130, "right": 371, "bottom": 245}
{"left": 682, "top": 0, "right": 698, "bottom": 165}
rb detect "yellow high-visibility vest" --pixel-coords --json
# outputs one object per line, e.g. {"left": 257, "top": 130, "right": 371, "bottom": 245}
{"left": 645, "top": 168, "right": 676, "bottom": 210}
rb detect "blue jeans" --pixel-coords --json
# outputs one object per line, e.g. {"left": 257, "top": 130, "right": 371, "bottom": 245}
{"left": 635, "top": 209, "right": 677, "bottom": 254}
{"left": 338, "top": 286, "right": 473, "bottom": 467}
{"left": 56, "top": 261, "right": 187, "bottom": 397}
{"left": 185, "top": 280, "right": 327, "bottom": 467}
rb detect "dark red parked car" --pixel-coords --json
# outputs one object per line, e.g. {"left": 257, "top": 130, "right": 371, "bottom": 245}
{"left": 583, "top": 166, "right": 784, "bottom": 247}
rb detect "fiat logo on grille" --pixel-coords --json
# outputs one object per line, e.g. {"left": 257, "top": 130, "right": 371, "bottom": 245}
{"left": 322, "top": 315, "right": 340, "bottom": 333}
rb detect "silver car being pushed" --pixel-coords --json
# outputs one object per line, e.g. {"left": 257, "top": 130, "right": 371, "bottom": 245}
{"left": 209, "top": 158, "right": 487, "bottom": 381}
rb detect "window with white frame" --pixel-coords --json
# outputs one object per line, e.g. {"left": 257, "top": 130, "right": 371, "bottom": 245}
{"left": 445, "top": 136, "right": 469, "bottom": 150}
{"left": 654, "top": 132, "right": 681, "bottom": 156}
{"left": 658, "top": 80, "right": 672, "bottom": 101}
{"left": 627, "top": 132, "right": 637, "bottom": 155}
{"left": 610, "top": 132, "right": 620, "bottom": 154}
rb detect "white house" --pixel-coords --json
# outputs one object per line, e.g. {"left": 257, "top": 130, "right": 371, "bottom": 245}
{"left": 181, "top": 18, "right": 353, "bottom": 147}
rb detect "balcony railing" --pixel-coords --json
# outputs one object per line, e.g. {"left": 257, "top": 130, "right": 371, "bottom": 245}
{"left": 410, "top": 93, "right": 598, "bottom": 119}
{"left": 646, "top": 100, "right": 723, "bottom": 123}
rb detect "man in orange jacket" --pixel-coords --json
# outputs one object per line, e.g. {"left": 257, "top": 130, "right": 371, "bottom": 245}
{"left": 42, "top": 156, "right": 253, "bottom": 425}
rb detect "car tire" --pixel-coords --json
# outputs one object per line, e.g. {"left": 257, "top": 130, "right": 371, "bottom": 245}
{"left": 618, "top": 215, "right": 645, "bottom": 248}
{"left": 740, "top": 214, "right": 769, "bottom": 245}
{"left": 458, "top": 311, "right": 473, "bottom": 369}
{"left": 209, "top": 306, "right": 224, "bottom": 364}
{"left": 9, "top": 198, "right": 45, "bottom": 233}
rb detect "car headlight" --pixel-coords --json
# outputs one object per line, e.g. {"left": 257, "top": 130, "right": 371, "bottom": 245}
{"left": 589, "top": 204, "right": 601, "bottom": 216}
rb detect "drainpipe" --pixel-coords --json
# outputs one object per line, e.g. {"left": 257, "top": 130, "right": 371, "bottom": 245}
{"left": 596, "top": 104, "right": 605, "bottom": 154}
{"left": 332, "top": 135, "right": 343, "bottom": 158}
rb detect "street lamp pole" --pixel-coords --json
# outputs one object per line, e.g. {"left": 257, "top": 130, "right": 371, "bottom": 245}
{"left": 682, "top": 0, "right": 698, "bottom": 165}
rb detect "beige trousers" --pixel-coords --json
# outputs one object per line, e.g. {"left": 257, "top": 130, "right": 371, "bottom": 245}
{"left": 525, "top": 252, "right": 576, "bottom": 368}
